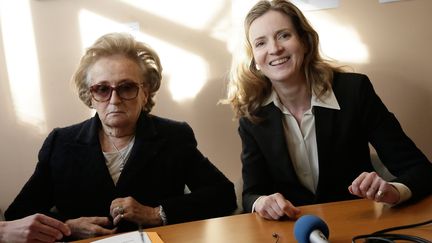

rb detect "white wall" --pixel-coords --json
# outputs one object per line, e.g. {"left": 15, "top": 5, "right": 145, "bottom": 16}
{"left": 1, "top": 0, "right": 431, "bottom": 213}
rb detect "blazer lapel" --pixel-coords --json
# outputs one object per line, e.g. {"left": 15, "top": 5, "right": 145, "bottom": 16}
{"left": 257, "top": 105, "right": 301, "bottom": 185}
{"left": 116, "top": 114, "right": 166, "bottom": 190}
{"left": 313, "top": 106, "right": 336, "bottom": 193}
{"left": 71, "top": 115, "right": 117, "bottom": 190}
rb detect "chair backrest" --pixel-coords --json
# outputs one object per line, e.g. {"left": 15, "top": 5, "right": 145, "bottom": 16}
{"left": 370, "top": 153, "right": 396, "bottom": 181}
{"left": 233, "top": 177, "right": 244, "bottom": 214}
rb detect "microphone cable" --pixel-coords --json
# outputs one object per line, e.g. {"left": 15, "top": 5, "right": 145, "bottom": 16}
{"left": 352, "top": 219, "right": 432, "bottom": 243}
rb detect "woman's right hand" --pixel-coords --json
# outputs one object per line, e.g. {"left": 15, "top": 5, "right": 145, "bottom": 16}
{"left": 65, "top": 217, "right": 116, "bottom": 240}
{"left": 0, "top": 213, "right": 70, "bottom": 243}
{"left": 254, "top": 193, "right": 301, "bottom": 220}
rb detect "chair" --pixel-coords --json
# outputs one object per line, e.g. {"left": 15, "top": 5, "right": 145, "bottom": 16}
{"left": 0, "top": 208, "right": 4, "bottom": 221}
{"left": 370, "top": 153, "right": 396, "bottom": 181}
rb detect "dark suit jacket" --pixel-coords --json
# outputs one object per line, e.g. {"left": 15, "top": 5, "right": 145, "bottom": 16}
{"left": 239, "top": 72, "right": 432, "bottom": 212}
{"left": 5, "top": 113, "right": 237, "bottom": 231}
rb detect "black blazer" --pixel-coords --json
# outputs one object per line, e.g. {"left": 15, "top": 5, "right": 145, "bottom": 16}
{"left": 5, "top": 113, "right": 237, "bottom": 230}
{"left": 239, "top": 72, "right": 432, "bottom": 212}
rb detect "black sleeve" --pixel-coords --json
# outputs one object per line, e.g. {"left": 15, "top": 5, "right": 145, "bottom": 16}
{"left": 159, "top": 122, "right": 237, "bottom": 223}
{"left": 5, "top": 129, "right": 59, "bottom": 220}
{"left": 359, "top": 75, "right": 432, "bottom": 201}
{"left": 238, "top": 118, "right": 273, "bottom": 212}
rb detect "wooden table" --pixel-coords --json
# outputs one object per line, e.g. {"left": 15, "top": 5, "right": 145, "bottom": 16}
{"left": 73, "top": 196, "right": 432, "bottom": 242}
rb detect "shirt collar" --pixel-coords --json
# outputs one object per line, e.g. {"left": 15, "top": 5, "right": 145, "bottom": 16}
{"left": 262, "top": 87, "right": 340, "bottom": 110}
{"left": 311, "top": 88, "right": 340, "bottom": 110}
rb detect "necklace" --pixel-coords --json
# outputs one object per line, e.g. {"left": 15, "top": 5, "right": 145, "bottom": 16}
{"left": 108, "top": 135, "right": 134, "bottom": 172}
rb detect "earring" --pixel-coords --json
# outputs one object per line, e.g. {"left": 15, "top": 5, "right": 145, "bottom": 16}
{"left": 255, "top": 64, "right": 260, "bottom": 70}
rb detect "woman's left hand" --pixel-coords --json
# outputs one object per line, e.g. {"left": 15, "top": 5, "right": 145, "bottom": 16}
{"left": 348, "top": 171, "right": 400, "bottom": 204}
{"left": 110, "top": 196, "right": 162, "bottom": 227}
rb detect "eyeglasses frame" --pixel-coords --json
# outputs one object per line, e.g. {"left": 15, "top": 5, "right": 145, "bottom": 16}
{"left": 89, "top": 82, "right": 144, "bottom": 102}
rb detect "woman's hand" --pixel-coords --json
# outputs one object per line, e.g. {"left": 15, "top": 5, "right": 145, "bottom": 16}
{"left": 0, "top": 213, "right": 70, "bottom": 243}
{"left": 65, "top": 217, "right": 115, "bottom": 240}
{"left": 349, "top": 171, "right": 400, "bottom": 204}
{"left": 254, "top": 193, "right": 301, "bottom": 220}
{"left": 110, "top": 196, "right": 162, "bottom": 227}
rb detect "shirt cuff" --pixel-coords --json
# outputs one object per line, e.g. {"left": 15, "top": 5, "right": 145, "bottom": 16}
{"left": 251, "top": 196, "right": 265, "bottom": 213}
{"left": 388, "top": 182, "right": 412, "bottom": 205}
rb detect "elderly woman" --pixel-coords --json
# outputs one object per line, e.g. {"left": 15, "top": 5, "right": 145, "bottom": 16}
{"left": 225, "top": 0, "right": 432, "bottom": 220}
{"left": 5, "top": 32, "right": 236, "bottom": 240}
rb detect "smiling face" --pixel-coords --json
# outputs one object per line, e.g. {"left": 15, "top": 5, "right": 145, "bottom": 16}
{"left": 248, "top": 10, "right": 306, "bottom": 85}
{"left": 88, "top": 54, "right": 148, "bottom": 133}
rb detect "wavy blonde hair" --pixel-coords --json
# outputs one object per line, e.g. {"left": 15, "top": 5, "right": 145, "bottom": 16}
{"left": 225, "top": 0, "right": 342, "bottom": 123}
{"left": 72, "top": 32, "right": 162, "bottom": 113}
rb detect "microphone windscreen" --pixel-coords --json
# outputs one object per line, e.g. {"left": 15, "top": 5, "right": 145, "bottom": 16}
{"left": 294, "top": 214, "right": 329, "bottom": 243}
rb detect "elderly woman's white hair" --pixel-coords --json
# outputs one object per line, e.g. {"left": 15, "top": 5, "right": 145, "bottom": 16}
{"left": 72, "top": 32, "right": 162, "bottom": 113}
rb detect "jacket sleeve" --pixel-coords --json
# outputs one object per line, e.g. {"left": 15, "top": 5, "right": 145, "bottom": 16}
{"left": 159, "top": 122, "right": 237, "bottom": 224}
{"left": 238, "top": 118, "right": 274, "bottom": 212}
{"left": 5, "top": 129, "right": 59, "bottom": 220}
{"left": 358, "top": 75, "right": 432, "bottom": 201}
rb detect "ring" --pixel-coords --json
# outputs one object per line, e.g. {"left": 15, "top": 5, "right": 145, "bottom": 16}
{"left": 117, "top": 206, "right": 124, "bottom": 215}
{"left": 376, "top": 190, "right": 384, "bottom": 198}
{"left": 120, "top": 213, "right": 124, "bottom": 218}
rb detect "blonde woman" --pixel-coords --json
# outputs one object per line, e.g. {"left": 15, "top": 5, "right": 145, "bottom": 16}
{"left": 226, "top": 0, "right": 432, "bottom": 220}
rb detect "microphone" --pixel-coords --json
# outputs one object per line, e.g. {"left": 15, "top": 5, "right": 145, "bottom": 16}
{"left": 294, "top": 215, "right": 330, "bottom": 243}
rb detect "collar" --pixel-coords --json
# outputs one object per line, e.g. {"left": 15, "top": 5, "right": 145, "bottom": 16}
{"left": 74, "top": 111, "right": 156, "bottom": 144}
{"left": 262, "top": 87, "right": 340, "bottom": 111}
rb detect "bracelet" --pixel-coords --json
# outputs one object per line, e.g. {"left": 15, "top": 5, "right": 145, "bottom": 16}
{"left": 158, "top": 205, "right": 167, "bottom": 225}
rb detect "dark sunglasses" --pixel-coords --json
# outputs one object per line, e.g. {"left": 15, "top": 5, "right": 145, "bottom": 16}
{"left": 89, "top": 82, "right": 143, "bottom": 102}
